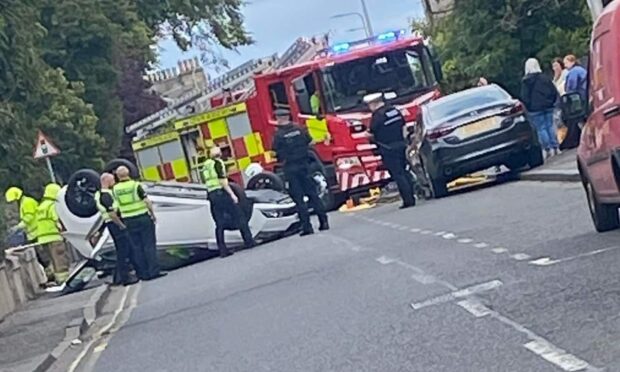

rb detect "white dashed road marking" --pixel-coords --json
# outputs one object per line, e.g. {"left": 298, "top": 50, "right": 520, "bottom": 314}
{"left": 529, "top": 246, "right": 620, "bottom": 267}
{"left": 492, "top": 247, "right": 509, "bottom": 254}
{"left": 411, "top": 280, "right": 503, "bottom": 310}
{"left": 458, "top": 238, "right": 473, "bottom": 244}
{"left": 524, "top": 340, "right": 591, "bottom": 372}
{"left": 442, "top": 233, "right": 457, "bottom": 240}
{"left": 511, "top": 253, "right": 531, "bottom": 261}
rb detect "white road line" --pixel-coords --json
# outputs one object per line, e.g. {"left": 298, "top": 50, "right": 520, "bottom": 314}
{"left": 474, "top": 242, "right": 489, "bottom": 249}
{"left": 410, "top": 228, "right": 421, "bottom": 233}
{"left": 434, "top": 231, "right": 447, "bottom": 236}
{"left": 458, "top": 238, "right": 473, "bottom": 244}
{"left": 398, "top": 226, "right": 409, "bottom": 231}
{"left": 376, "top": 256, "right": 396, "bottom": 265}
{"left": 511, "top": 253, "right": 531, "bottom": 261}
{"left": 442, "top": 233, "right": 457, "bottom": 240}
{"left": 411, "top": 280, "right": 503, "bottom": 310}
{"left": 492, "top": 247, "right": 509, "bottom": 254}
{"left": 529, "top": 246, "right": 620, "bottom": 267}
{"left": 524, "top": 340, "right": 591, "bottom": 371}
{"left": 457, "top": 298, "right": 492, "bottom": 318}
{"left": 420, "top": 230, "right": 432, "bottom": 235}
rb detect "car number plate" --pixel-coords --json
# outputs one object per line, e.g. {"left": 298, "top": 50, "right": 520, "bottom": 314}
{"left": 459, "top": 117, "right": 500, "bottom": 138}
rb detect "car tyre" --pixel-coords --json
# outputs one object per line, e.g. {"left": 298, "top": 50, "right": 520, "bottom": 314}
{"left": 65, "top": 169, "right": 101, "bottom": 218}
{"left": 423, "top": 163, "right": 447, "bottom": 198}
{"left": 584, "top": 177, "right": 620, "bottom": 232}
{"left": 527, "top": 145, "right": 544, "bottom": 169}
{"left": 246, "top": 171, "right": 286, "bottom": 192}
{"left": 103, "top": 158, "right": 140, "bottom": 179}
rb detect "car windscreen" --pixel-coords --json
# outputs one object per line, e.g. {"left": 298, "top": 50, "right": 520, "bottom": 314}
{"left": 427, "top": 86, "right": 511, "bottom": 123}
{"left": 321, "top": 45, "right": 436, "bottom": 113}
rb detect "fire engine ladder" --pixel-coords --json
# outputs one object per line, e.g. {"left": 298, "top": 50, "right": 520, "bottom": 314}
{"left": 129, "top": 56, "right": 278, "bottom": 139}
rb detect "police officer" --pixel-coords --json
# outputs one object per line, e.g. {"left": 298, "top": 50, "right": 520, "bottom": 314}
{"left": 365, "top": 93, "right": 416, "bottom": 209}
{"left": 202, "top": 146, "right": 256, "bottom": 258}
{"left": 272, "top": 108, "right": 329, "bottom": 236}
{"left": 112, "top": 166, "right": 165, "bottom": 281}
{"left": 95, "top": 173, "right": 138, "bottom": 286}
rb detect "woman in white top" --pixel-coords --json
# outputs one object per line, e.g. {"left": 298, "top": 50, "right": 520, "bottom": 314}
{"left": 551, "top": 58, "right": 568, "bottom": 144}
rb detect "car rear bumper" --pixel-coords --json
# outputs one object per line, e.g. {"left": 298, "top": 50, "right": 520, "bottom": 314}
{"left": 426, "top": 121, "right": 536, "bottom": 180}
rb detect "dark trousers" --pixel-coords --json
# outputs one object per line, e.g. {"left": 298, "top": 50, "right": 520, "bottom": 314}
{"left": 124, "top": 214, "right": 160, "bottom": 280}
{"left": 560, "top": 118, "right": 582, "bottom": 150}
{"left": 285, "top": 164, "right": 328, "bottom": 233}
{"left": 382, "top": 149, "right": 416, "bottom": 207}
{"left": 106, "top": 222, "right": 133, "bottom": 284}
{"left": 208, "top": 189, "right": 255, "bottom": 255}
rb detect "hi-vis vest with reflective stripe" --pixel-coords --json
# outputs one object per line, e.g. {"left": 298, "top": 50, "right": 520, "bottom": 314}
{"left": 36, "top": 199, "right": 62, "bottom": 244}
{"left": 20, "top": 196, "right": 39, "bottom": 241}
{"left": 95, "top": 189, "right": 118, "bottom": 222}
{"left": 112, "top": 180, "right": 148, "bottom": 218}
{"left": 202, "top": 159, "right": 224, "bottom": 192}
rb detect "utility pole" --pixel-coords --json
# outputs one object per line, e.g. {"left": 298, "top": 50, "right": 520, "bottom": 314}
{"left": 360, "top": 0, "right": 374, "bottom": 37}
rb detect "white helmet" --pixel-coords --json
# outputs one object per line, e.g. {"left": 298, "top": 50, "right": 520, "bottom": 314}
{"left": 245, "top": 163, "right": 264, "bottom": 179}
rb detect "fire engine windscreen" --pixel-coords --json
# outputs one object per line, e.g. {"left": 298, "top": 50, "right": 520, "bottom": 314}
{"left": 320, "top": 45, "right": 437, "bottom": 113}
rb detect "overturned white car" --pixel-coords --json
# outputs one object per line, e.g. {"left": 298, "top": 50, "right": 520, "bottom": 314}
{"left": 57, "top": 166, "right": 300, "bottom": 293}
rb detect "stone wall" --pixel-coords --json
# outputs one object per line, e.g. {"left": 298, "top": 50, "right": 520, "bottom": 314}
{"left": 0, "top": 246, "right": 47, "bottom": 322}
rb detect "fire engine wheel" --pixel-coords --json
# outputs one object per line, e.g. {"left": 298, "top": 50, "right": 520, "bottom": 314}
{"left": 103, "top": 158, "right": 140, "bottom": 179}
{"left": 246, "top": 171, "right": 286, "bottom": 192}
{"left": 65, "top": 169, "right": 101, "bottom": 218}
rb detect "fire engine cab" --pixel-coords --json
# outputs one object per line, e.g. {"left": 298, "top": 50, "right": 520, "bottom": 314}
{"left": 128, "top": 30, "right": 443, "bottom": 209}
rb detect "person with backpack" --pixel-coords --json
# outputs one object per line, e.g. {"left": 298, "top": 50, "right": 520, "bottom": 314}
{"left": 521, "top": 58, "right": 560, "bottom": 158}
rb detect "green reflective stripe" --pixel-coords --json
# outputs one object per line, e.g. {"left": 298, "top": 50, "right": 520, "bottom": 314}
{"left": 202, "top": 159, "right": 224, "bottom": 192}
{"left": 95, "top": 190, "right": 118, "bottom": 222}
{"left": 113, "top": 180, "right": 148, "bottom": 218}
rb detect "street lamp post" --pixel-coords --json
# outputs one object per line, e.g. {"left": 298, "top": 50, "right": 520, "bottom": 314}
{"left": 330, "top": 12, "right": 371, "bottom": 38}
{"left": 360, "top": 0, "right": 374, "bottom": 37}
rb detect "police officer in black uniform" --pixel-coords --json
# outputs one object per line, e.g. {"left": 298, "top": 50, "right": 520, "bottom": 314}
{"left": 272, "top": 108, "right": 329, "bottom": 236}
{"left": 365, "top": 93, "right": 416, "bottom": 209}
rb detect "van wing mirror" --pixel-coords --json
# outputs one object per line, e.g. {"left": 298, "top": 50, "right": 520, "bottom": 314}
{"left": 560, "top": 93, "right": 587, "bottom": 122}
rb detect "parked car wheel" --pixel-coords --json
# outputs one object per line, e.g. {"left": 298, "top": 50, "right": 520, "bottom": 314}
{"left": 65, "top": 169, "right": 101, "bottom": 218}
{"left": 584, "top": 177, "right": 620, "bottom": 232}
{"left": 246, "top": 171, "right": 286, "bottom": 192}
{"left": 103, "top": 158, "right": 140, "bottom": 179}
{"left": 424, "top": 166, "right": 448, "bottom": 198}
{"left": 527, "top": 145, "right": 545, "bottom": 169}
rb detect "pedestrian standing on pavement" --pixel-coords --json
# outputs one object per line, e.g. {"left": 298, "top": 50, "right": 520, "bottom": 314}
{"left": 365, "top": 93, "right": 416, "bottom": 209}
{"left": 36, "top": 183, "right": 71, "bottom": 284}
{"left": 202, "top": 146, "right": 256, "bottom": 258}
{"left": 561, "top": 54, "right": 588, "bottom": 150}
{"left": 96, "top": 173, "right": 138, "bottom": 286}
{"left": 272, "top": 108, "right": 329, "bottom": 236}
{"left": 112, "top": 166, "right": 165, "bottom": 281}
{"left": 521, "top": 58, "right": 560, "bottom": 158}
{"left": 552, "top": 58, "right": 569, "bottom": 144}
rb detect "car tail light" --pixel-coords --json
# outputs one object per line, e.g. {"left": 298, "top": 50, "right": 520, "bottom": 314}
{"left": 500, "top": 101, "right": 525, "bottom": 116}
{"left": 427, "top": 126, "right": 456, "bottom": 140}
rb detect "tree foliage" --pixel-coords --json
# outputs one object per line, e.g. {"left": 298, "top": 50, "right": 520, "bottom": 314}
{"left": 432, "top": 0, "right": 592, "bottom": 96}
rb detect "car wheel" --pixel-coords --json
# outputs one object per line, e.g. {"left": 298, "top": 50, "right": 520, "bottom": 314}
{"left": 527, "top": 145, "right": 544, "bottom": 169}
{"left": 424, "top": 166, "right": 447, "bottom": 199}
{"left": 103, "top": 158, "right": 140, "bottom": 179}
{"left": 584, "top": 177, "right": 620, "bottom": 232}
{"left": 246, "top": 171, "right": 286, "bottom": 192}
{"left": 65, "top": 169, "right": 101, "bottom": 218}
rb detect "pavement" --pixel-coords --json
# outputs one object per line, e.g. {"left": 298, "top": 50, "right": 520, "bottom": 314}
{"left": 0, "top": 283, "right": 109, "bottom": 372}
{"left": 521, "top": 148, "right": 580, "bottom": 182}
{"left": 58, "top": 176, "right": 620, "bottom": 372}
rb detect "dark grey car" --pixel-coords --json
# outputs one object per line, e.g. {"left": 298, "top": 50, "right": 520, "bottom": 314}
{"left": 418, "top": 84, "right": 544, "bottom": 197}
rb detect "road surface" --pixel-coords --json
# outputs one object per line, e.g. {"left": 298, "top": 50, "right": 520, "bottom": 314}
{"left": 85, "top": 180, "right": 620, "bottom": 371}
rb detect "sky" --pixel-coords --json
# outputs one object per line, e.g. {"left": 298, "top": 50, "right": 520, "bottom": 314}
{"left": 158, "top": 0, "right": 424, "bottom": 76}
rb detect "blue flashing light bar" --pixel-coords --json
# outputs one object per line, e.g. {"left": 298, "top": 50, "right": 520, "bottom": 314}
{"left": 376, "top": 29, "right": 407, "bottom": 43}
{"left": 332, "top": 42, "right": 351, "bottom": 53}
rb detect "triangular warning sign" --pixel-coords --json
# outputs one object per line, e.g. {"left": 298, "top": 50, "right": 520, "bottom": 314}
{"left": 33, "top": 130, "right": 61, "bottom": 159}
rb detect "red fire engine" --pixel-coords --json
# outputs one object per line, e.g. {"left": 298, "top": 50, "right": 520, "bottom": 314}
{"left": 130, "top": 31, "right": 443, "bottom": 209}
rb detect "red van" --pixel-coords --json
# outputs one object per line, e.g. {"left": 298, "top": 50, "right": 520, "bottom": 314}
{"left": 570, "top": 1, "right": 620, "bottom": 232}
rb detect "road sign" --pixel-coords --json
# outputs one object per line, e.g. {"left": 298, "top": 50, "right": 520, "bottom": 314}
{"left": 33, "top": 131, "right": 60, "bottom": 159}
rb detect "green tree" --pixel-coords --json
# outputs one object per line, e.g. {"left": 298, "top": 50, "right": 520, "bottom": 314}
{"left": 432, "top": 0, "right": 592, "bottom": 96}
